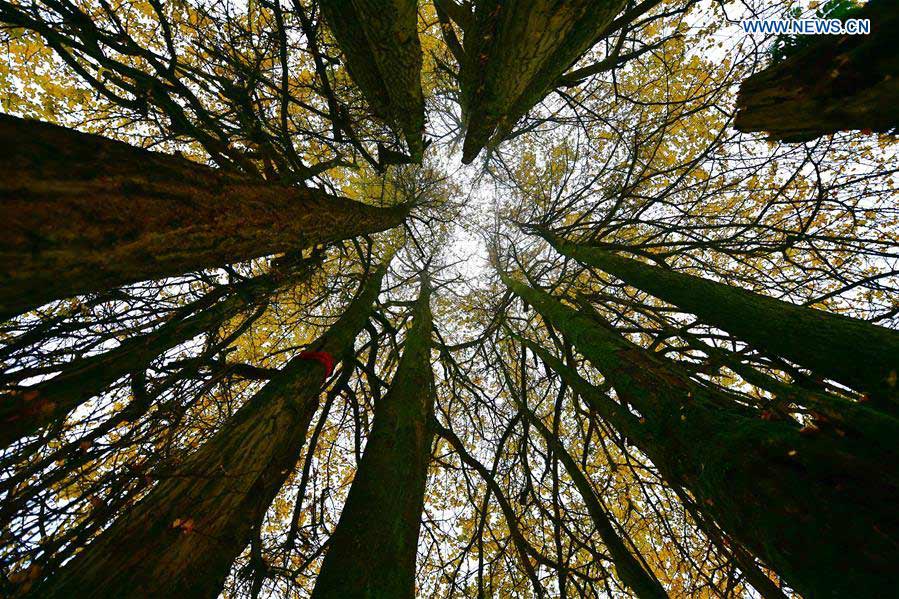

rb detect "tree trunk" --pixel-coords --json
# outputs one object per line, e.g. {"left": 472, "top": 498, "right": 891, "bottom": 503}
{"left": 320, "top": 0, "right": 425, "bottom": 161}
{"left": 0, "top": 114, "right": 408, "bottom": 319}
{"left": 520, "top": 337, "right": 790, "bottom": 599}
{"left": 544, "top": 233, "right": 899, "bottom": 408}
{"left": 0, "top": 255, "right": 320, "bottom": 449}
{"left": 312, "top": 276, "right": 434, "bottom": 598}
{"left": 455, "top": 0, "right": 625, "bottom": 163}
{"left": 502, "top": 273, "right": 899, "bottom": 598}
{"left": 31, "top": 263, "right": 389, "bottom": 599}
{"left": 734, "top": 0, "right": 899, "bottom": 141}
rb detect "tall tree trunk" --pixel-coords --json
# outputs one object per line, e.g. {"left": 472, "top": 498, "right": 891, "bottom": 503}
{"left": 0, "top": 114, "right": 409, "bottom": 319}
{"left": 517, "top": 402, "right": 668, "bottom": 599}
{"left": 524, "top": 334, "right": 791, "bottom": 599}
{"left": 518, "top": 337, "right": 791, "bottom": 599}
{"left": 0, "top": 255, "right": 320, "bottom": 449}
{"left": 312, "top": 276, "right": 434, "bottom": 598}
{"left": 543, "top": 233, "right": 899, "bottom": 408}
{"left": 454, "top": 0, "right": 625, "bottom": 163}
{"left": 501, "top": 273, "right": 899, "bottom": 598}
{"left": 31, "top": 263, "right": 389, "bottom": 599}
{"left": 320, "top": 0, "right": 425, "bottom": 161}
{"left": 734, "top": 0, "right": 898, "bottom": 141}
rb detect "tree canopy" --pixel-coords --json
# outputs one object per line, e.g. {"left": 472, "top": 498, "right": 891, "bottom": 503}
{"left": 1, "top": 0, "right": 897, "bottom": 597}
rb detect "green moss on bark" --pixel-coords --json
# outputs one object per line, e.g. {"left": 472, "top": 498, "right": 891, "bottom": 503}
{"left": 546, "top": 233, "right": 899, "bottom": 408}
{"left": 503, "top": 273, "right": 899, "bottom": 598}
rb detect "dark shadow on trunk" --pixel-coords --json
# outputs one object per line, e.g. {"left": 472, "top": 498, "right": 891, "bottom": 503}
{"left": 502, "top": 272, "right": 899, "bottom": 598}
{"left": 734, "top": 0, "right": 899, "bottom": 141}
{"left": 448, "top": 0, "right": 625, "bottom": 163}
{"left": 320, "top": 0, "right": 425, "bottom": 161}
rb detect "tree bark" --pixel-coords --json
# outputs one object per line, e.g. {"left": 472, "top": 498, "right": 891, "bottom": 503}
{"left": 312, "top": 275, "right": 434, "bottom": 598}
{"left": 502, "top": 273, "right": 899, "bottom": 598}
{"left": 544, "top": 233, "right": 899, "bottom": 408}
{"left": 734, "top": 0, "right": 899, "bottom": 141}
{"left": 320, "top": 0, "right": 425, "bottom": 161}
{"left": 0, "top": 255, "right": 320, "bottom": 449}
{"left": 31, "top": 263, "right": 389, "bottom": 599}
{"left": 456, "top": 0, "right": 625, "bottom": 163}
{"left": 520, "top": 337, "right": 790, "bottom": 599}
{"left": 0, "top": 114, "right": 409, "bottom": 319}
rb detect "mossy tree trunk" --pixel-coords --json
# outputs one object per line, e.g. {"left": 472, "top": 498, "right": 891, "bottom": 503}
{"left": 520, "top": 337, "right": 790, "bottom": 599}
{"left": 0, "top": 114, "right": 408, "bottom": 319}
{"left": 544, "top": 233, "right": 899, "bottom": 409}
{"left": 0, "top": 255, "right": 320, "bottom": 449}
{"left": 320, "top": 0, "right": 425, "bottom": 161}
{"left": 502, "top": 273, "right": 899, "bottom": 598}
{"left": 312, "top": 276, "right": 434, "bottom": 598}
{"left": 31, "top": 264, "right": 389, "bottom": 599}
{"left": 453, "top": 0, "right": 625, "bottom": 163}
{"left": 734, "top": 0, "right": 899, "bottom": 141}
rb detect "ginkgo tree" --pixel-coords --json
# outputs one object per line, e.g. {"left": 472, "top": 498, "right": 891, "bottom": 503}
{"left": 1, "top": 1, "right": 897, "bottom": 598}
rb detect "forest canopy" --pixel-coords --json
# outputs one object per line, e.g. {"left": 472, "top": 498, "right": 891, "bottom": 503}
{"left": 1, "top": 0, "right": 897, "bottom": 597}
